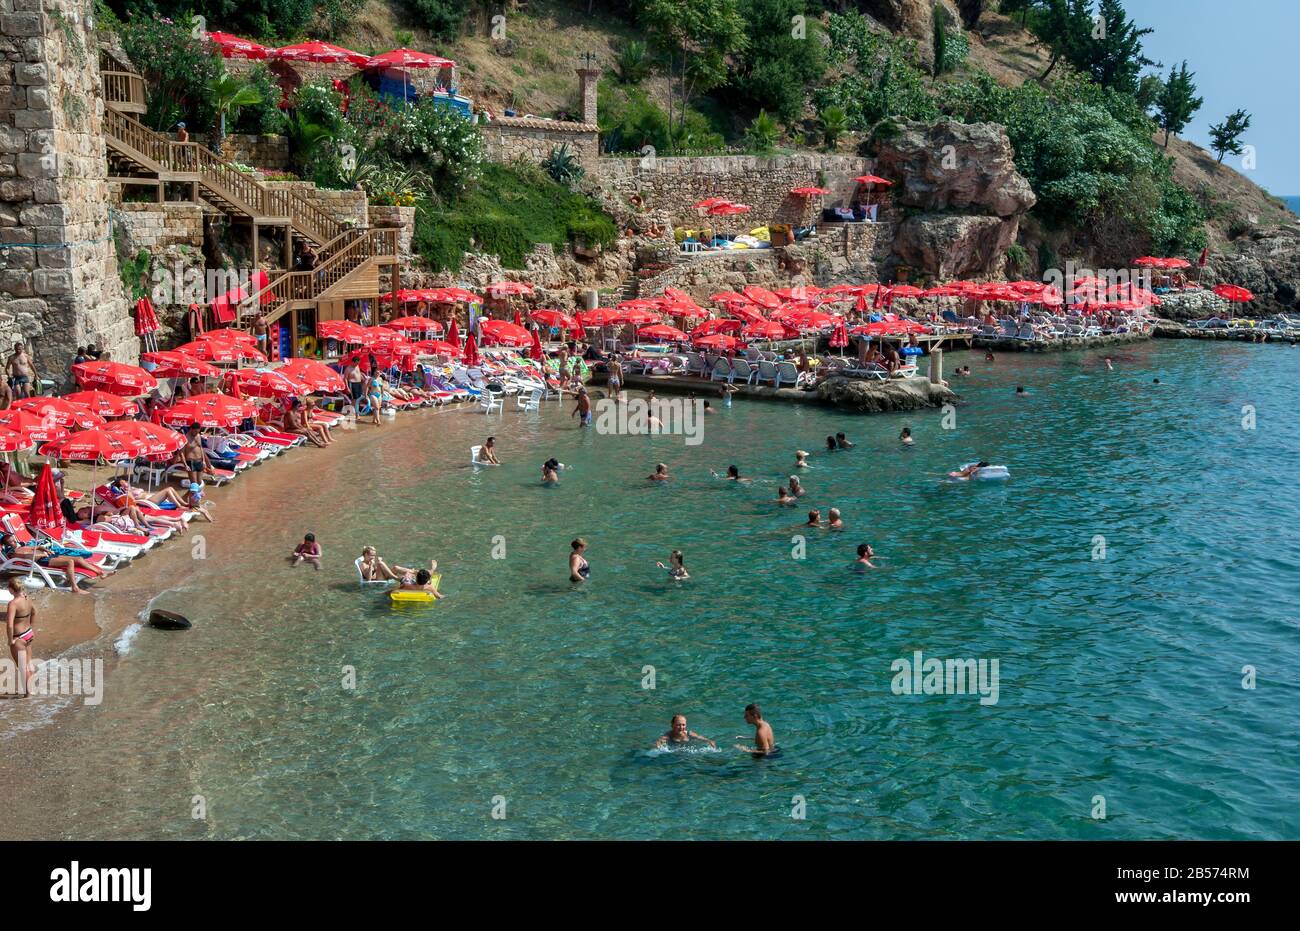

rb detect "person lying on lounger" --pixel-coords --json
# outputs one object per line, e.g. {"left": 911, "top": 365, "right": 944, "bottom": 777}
{"left": 0, "top": 533, "right": 107, "bottom": 593}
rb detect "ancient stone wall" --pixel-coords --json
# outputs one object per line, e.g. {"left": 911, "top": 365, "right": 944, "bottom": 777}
{"left": 479, "top": 116, "right": 599, "bottom": 169}
{"left": 0, "top": 0, "right": 137, "bottom": 372}
{"left": 197, "top": 133, "right": 289, "bottom": 172}
{"left": 112, "top": 201, "right": 204, "bottom": 252}
{"left": 368, "top": 204, "right": 415, "bottom": 257}
{"left": 591, "top": 154, "right": 873, "bottom": 231}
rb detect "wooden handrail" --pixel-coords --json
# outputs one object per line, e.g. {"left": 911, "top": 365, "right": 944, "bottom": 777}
{"left": 237, "top": 228, "right": 398, "bottom": 325}
{"left": 101, "top": 70, "right": 146, "bottom": 111}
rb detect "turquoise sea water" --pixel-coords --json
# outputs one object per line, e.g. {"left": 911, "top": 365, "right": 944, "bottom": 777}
{"left": 5, "top": 340, "right": 1299, "bottom": 840}
{"left": 1284, "top": 195, "right": 1300, "bottom": 216}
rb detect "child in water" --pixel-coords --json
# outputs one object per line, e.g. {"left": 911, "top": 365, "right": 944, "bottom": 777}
{"left": 291, "top": 532, "right": 322, "bottom": 569}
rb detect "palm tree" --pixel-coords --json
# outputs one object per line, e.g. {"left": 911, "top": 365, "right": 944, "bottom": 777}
{"left": 210, "top": 73, "right": 263, "bottom": 150}
{"left": 283, "top": 112, "right": 335, "bottom": 175}
{"left": 818, "top": 105, "right": 850, "bottom": 150}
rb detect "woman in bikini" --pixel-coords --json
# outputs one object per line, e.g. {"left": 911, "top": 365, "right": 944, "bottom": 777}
{"left": 0, "top": 533, "right": 106, "bottom": 593}
{"left": 655, "top": 549, "right": 690, "bottom": 581}
{"left": 569, "top": 538, "right": 590, "bottom": 583}
{"left": 367, "top": 371, "right": 386, "bottom": 426}
{"left": 6, "top": 578, "right": 35, "bottom": 697}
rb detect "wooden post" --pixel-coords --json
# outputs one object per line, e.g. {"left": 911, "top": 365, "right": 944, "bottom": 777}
{"left": 282, "top": 227, "right": 293, "bottom": 271}
{"left": 928, "top": 347, "right": 943, "bottom": 385}
{"left": 289, "top": 308, "right": 299, "bottom": 358}
{"left": 251, "top": 222, "right": 260, "bottom": 276}
{"left": 391, "top": 263, "right": 400, "bottom": 321}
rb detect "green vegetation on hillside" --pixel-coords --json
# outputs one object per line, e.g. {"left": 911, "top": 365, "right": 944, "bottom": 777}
{"left": 412, "top": 162, "right": 617, "bottom": 272}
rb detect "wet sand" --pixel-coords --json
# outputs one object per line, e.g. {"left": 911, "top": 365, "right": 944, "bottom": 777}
{"left": 1, "top": 404, "right": 460, "bottom": 730}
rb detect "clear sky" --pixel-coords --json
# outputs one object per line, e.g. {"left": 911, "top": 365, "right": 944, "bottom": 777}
{"left": 1125, "top": 0, "right": 1299, "bottom": 195}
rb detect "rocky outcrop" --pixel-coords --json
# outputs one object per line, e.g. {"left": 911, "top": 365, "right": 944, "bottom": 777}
{"left": 892, "top": 213, "right": 1017, "bottom": 279}
{"left": 816, "top": 376, "right": 956, "bottom": 413}
{"left": 1206, "top": 226, "right": 1300, "bottom": 315}
{"left": 875, "top": 119, "right": 1036, "bottom": 215}
{"left": 873, "top": 120, "right": 1035, "bottom": 279}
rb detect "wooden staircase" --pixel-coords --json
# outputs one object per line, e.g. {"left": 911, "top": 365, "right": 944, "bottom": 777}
{"left": 238, "top": 227, "right": 400, "bottom": 325}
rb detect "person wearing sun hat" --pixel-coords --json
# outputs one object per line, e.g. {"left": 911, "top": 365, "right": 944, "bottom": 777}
{"left": 183, "top": 481, "right": 213, "bottom": 523}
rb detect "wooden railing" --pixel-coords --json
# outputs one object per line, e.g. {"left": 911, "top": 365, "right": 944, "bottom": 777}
{"left": 237, "top": 227, "right": 398, "bottom": 324}
{"left": 102, "top": 111, "right": 344, "bottom": 245}
{"left": 101, "top": 70, "right": 147, "bottom": 113}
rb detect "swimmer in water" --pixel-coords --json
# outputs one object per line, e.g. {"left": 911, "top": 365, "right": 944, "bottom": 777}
{"left": 1015, "top": 385, "right": 1027, "bottom": 396}
{"left": 542, "top": 459, "right": 560, "bottom": 484}
{"left": 855, "top": 543, "right": 878, "bottom": 569}
{"left": 735, "top": 703, "right": 775, "bottom": 756}
{"left": 647, "top": 463, "right": 670, "bottom": 482}
{"left": 655, "top": 549, "right": 690, "bottom": 580}
{"left": 655, "top": 714, "right": 715, "bottom": 749}
{"left": 1104, "top": 357, "right": 1114, "bottom": 371}
{"left": 787, "top": 475, "right": 806, "bottom": 498}
{"left": 398, "top": 568, "right": 443, "bottom": 598}
{"left": 825, "top": 435, "right": 837, "bottom": 452}
{"left": 569, "top": 538, "right": 590, "bottom": 582}
{"left": 711, "top": 464, "right": 751, "bottom": 483}
{"left": 702, "top": 400, "right": 713, "bottom": 415}
{"left": 836, "top": 432, "right": 854, "bottom": 449}
{"left": 805, "top": 509, "right": 822, "bottom": 528}
{"left": 776, "top": 485, "right": 796, "bottom": 506}
{"left": 827, "top": 508, "right": 844, "bottom": 529}
{"left": 951, "top": 460, "right": 990, "bottom": 479}
{"left": 794, "top": 449, "right": 810, "bottom": 469}
{"left": 985, "top": 350, "right": 995, "bottom": 362}
{"left": 899, "top": 426, "right": 913, "bottom": 445}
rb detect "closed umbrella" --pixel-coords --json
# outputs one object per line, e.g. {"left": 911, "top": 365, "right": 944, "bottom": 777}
{"left": 27, "top": 463, "right": 63, "bottom": 534}
{"left": 463, "top": 331, "right": 480, "bottom": 367}
{"left": 529, "top": 328, "right": 545, "bottom": 362}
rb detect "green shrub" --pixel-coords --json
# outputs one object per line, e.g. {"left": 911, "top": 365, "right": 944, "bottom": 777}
{"left": 413, "top": 163, "right": 617, "bottom": 272}
{"left": 117, "top": 14, "right": 218, "bottom": 132}
{"left": 745, "top": 110, "right": 778, "bottom": 153}
{"left": 616, "top": 40, "right": 652, "bottom": 84}
{"left": 542, "top": 143, "right": 585, "bottom": 185}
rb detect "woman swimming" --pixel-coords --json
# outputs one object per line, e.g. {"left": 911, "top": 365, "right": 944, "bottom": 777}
{"left": 711, "top": 465, "right": 750, "bottom": 483}
{"left": 794, "top": 450, "right": 810, "bottom": 469}
{"left": 655, "top": 549, "right": 689, "bottom": 580}
{"left": 653, "top": 714, "right": 715, "bottom": 749}
{"left": 569, "top": 538, "right": 590, "bottom": 582}
{"left": 950, "top": 460, "right": 990, "bottom": 479}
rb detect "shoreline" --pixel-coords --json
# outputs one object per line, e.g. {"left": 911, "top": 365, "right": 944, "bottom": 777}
{"left": 0, "top": 401, "right": 459, "bottom": 733}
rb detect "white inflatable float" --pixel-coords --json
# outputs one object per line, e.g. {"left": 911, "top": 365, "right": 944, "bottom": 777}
{"left": 948, "top": 462, "right": 1010, "bottom": 481}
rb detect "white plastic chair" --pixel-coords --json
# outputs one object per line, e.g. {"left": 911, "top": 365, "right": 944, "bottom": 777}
{"left": 355, "top": 556, "right": 391, "bottom": 589}
{"left": 516, "top": 388, "right": 542, "bottom": 412}
{"left": 710, "top": 358, "right": 732, "bottom": 382}
{"left": 479, "top": 392, "right": 503, "bottom": 414}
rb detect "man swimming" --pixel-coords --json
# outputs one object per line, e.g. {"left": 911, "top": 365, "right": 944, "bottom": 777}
{"left": 855, "top": 543, "right": 878, "bottom": 569}
{"left": 654, "top": 714, "right": 715, "bottom": 749}
{"left": 711, "top": 465, "right": 751, "bottom": 483}
{"left": 647, "top": 463, "right": 670, "bottom": 481}
{"left": 735, "top": 704, "right": 775, "bottom": 756}
{"left": 835, "top": 432, "right": 854, "bottom": 449}
{"left": 899, "top": 427, "right": 914, "bottom": 445}
{"left": 776, "top": 485, "right": 796, "bottom": 506}
{"left": 951, "top": 460, "right": 990, "bottom": 479}
{"left": 827, "top": 508, "right": 844, "bottom": 529}
{"left": 805, "top": 509, "right": 822, "bottom": 527}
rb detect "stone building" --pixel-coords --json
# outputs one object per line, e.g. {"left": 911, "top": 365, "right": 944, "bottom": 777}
{"left": 479, "top": 68, "right": 600, "bottom": 169}
{"left": 1, "top": 0, "right": 137, "bottom": 374}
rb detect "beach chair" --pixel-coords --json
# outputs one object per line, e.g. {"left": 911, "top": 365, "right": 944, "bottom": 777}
{"left": 479, "top": 391, "right": 504, "bottom": 414}
{"left": 516, "top": 388, "right": 542, "bottom": 412}
{"left": 756, "top": 360, "right": 779, "bottom": 387}
{"left": 709, "top": 358, "right": 733, "bottom": 382}
{"left": 354, "top": 556, "right": 392, "bottom": 589}
{"left": 773, "top": 361, "right": 803, "bottom": 388}
{"left": 0, "top": 514, "right": 105, "bottom": 589}
{"left": 729, "top": 359, "right": 758, "bottom": 386}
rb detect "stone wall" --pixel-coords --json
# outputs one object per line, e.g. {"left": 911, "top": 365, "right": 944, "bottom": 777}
{"left": 112, "top": 201, "right": 204, "bottom": 252}
{"left": 592, "top": 154, "right": 873, "bottom": 231}
{"left": 479, "top": 116, "right": 600, "bottom": 169}
{"left": 201, "top": 133, "right": 289, "bottom": 172}
{"left": 0, "top": 0, "right": 137, "bottom": 372}
{"left": 368, "top": 204, "right": 415, "bottom": 257}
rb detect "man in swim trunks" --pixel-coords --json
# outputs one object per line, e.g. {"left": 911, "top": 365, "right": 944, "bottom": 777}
{"left": 654, "top": 714, "right": 715, "bottom": 749}
{"left": 478, "top": 437, "right": 500, "bottom": 464}
{"left": 835, "top": 432, "right": 854, "bottom": 449}
{"left": 855, "top": 543, "right": 878, "bottom": 569}
{"left": 571, "top": 388, "right": 592, "bottom": 426}
{"left": 6, "top": 342, "right": 36, "bottom": 399}
{"left": 735, "top": 704, "right": 775, "bottom": 755}
{"left": 178, "top": 427, "right": 213, "bottom": 486}
{"left": 398, "top": 567, "right": 442, "bottom": 598}
{"left": 827, "top": 508, "right": 844, "bottom": 529}
{"left": 647, "top": 463, "right": 669, "bottom": 481}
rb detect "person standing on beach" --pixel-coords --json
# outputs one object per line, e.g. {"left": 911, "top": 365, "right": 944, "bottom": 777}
{"left": 5, "top": 578, "right": 35, "bottom": 698}
{"left": 572, "top": 388, "right": 592, "bottom": 426}
{"left": 735, "top": 704, "right": 775, "bottom": 756}
{"left": 7, "top": 343, "right": 37, "bottom": 399}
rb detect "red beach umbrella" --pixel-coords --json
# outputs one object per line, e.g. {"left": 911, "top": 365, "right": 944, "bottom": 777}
{"left": 478, "top": 319, "right": 532, "bottom": 347}
{"left": 692, "top": 334, "right": 744, "bottom": 351}
{"left": 318, "top": 320, "right": 368, "bottom": 344}
{"left": 741, "top": 321, "right": 788, "bottom": 340}
{"left": 61, "top": 390, "right": 140, "bottom": 419}
{"left": 612, "top": 307, "right": 662, "bottom": 326}
{"left": 429, "top": 287, "right": 483, "bottom": 304}
{"left": 228, "top": 368, "right": 309, "bottom": 399}
{"left": 463, "top": 331, "right": 481, "bottom": 366}
{"left": 160, "top": 394, "right": 255, "bottom": 430}
{"left": 11, "top": 397, "right": 103, "bottom": 429}
{"left": 413, "top": 340, "right": 463, "bottom": 359}
{"left": 27, "top": 463, "right": 64, "bottom": 534}
{"left": 1213, "top": 284, "right": 1254, "bottom": 303}
{"left": 278, "top": 358, "right": 346, "bottom": 393}
{"left": 638, "top": 324, "right": 688, "bottom": 342}
{"left": 273, "top": 40, "right": 369, "bottom": 66}
{"left": 176, "top": 340, "right": 266, "bottom": 364}
{"left": 72, "top": 360, "right": 158, "bottom": 395}
{"left": 0, "top": 426, "right": 31, "bottom": 453}
{"left": 365, "top": 48, "right": 456, "bottom": 69}
{"left": 385, "top": 316, "right": 444, "bottom": 335}
{"left": 446, "top": 318, "right": 460, "bottom": 347}
{"left": 104, "top": 420, "right": 186, "bottom": 457}
{"left": 742, "top": 286, "right": 782, "bottom": 309}
{"left": 39, "top": 428, "right": 147, "bottom": 463}
{"left": 485, "top": 281, "right": 533, "bottom": 298}
{"left": 790, "top": 186, "right": 831, "bottom": 196}
{"left": 692, "top": 197, "right": 730, "bottom": 209}
{"left": 530, "top": 309, "right": 578, "bottom": 330}
{"left": 707, "top": 202, "right": 752, "bottom": 217}
{"left": 853, "top": 174, "right": 893, "bottom": 186}
{"left": 529, "top": 328, "right": 545, "bottom": 362}
{"left": 141, "top": 351, "right": 222, "bottom": 379}
{"left": 579, "top": 308, "right": 621, "bottom": 327}
{"left": 206, "top": 32, "right": 269, "bottom": 60}
{"left": 692, "top": 318, "right": 743, "bottom": 337}
{"left": 830, "top": 317, "right": 850, "bottom": 349}
{"left": 0, "top": 409, "right": 69, "bottom": 445}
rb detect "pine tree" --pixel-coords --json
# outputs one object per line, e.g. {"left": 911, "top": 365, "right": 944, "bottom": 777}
{"left": 1155, "top": 60, "right": 1204, "bottom": 148}
{"left": 1036, "top": 0, "right": 1094, "bottom": 81}
{"left": 1209, "top": 109, "right": 1252, "bottom": 163}
{"left": 932, "top": 4, "right": 949, "bottom": 77}
{"left": 1084, "top": 0, "right": 1154, "bottom": 93}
